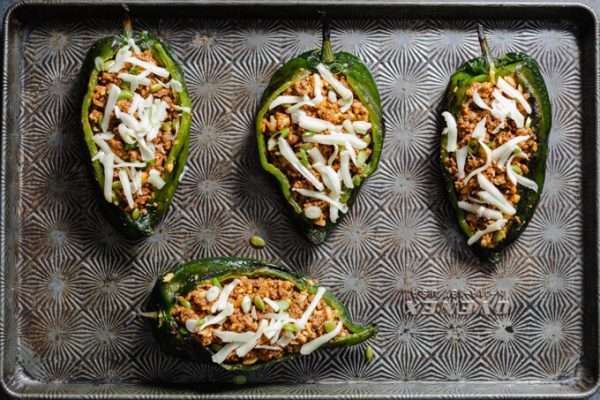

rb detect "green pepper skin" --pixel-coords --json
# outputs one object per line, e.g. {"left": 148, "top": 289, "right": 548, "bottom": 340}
{"left": 151, "top": 257, "right": 377, "bottom": 371}
{"left": 256, "top": 45, "right": 384, "bottom": 245}
{"left": 80, "top": 32, "right": 191, "bottom": 237}
{"left": 440, "top": 52, "right": 551, "bottom": 262}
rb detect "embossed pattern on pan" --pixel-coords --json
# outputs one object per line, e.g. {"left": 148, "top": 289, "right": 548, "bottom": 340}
{"left": 2, "top": 2, "right": 598, "bottom": 399}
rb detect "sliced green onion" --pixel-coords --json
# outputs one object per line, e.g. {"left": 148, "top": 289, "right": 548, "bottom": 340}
{"left": 298, "top": 148, "right": 311, "bottom": 169}
{"left": 118, "top": 90, "right": 133, "bottom": 100}
{"left": 150, "top": 83, "right": 163, "bottom": 93}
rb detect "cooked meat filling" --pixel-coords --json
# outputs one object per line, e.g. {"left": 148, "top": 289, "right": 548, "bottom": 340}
{"left": 261, "top": 64, "right": 373, "bottom": 226}
{"left": 88, "top": 40, "right": 189, "bottom": 217}
{"left": 172, "top": 276, "right": 349, "bottom": 365}
{"left": 442, "top": 75, "right": 539, "bottom": 247}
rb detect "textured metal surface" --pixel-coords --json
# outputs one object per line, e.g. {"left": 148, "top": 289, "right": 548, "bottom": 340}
{"left": 1, "top": 1, "right": 599, "bottom": 399}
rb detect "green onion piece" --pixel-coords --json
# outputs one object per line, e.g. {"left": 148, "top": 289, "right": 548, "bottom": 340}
{"left": 282, "top": 322, "right": 299, "bottom": 332}
{"left": 125, "top": 143, "right": 136, "bottom": 150}
{"left": 493, "top": 230, "right": 506, "bottom": 243}
{"left": 363, "top": 134, "right": 372, "bottom": 146}
{"left": 129, "top": 66, "right": 140, "bottom": 75}
{"left": 195, "top": 318, "right": 206, "bottom": 326}
{"left": 300, "top": 143, "right": 313, "bottom": 150}
{"left": 150, "top": 83, "right": 163, "bottom": 93}
{"left": 357, "top": 150, "right": 367, "bottom": 167}
{"left": 325, "top": 306, "right": 334, "bottom": 322}
{"left": 467, "top": 139, "right": 479, "bottom": 156}
{"left": 131, "top": 208, "right": 140, "bottom": 220}
{"left": 179, "top": 326, "right": 188, "bottom": 335}
{"left": 249, "top": 235, "right": 266, "bottom": 248}
{"left": 210, "top": 343, "right": 223, "bottom": 352}
{"left": 323, "top": 321, "right": 336, "bottom": 333}
{"left": 302, "top": 131, "right": 315, "bottom": 137}
{"left": 210, "top": 278, "right": 222, "bottom": 289}
{"left": 177, "top": 296, "right": 191, "bottom": 309}
{"left": 298, "top": 148, "right": 311, "bottom": 169}
{"left": 511, "top": 165, "right": 522, "bottom": 174}
{"left": 254, "top": 296, "right": 265, "bottom": 312}
{"left": 365, "top": 346, "right": 374, "bottom": 362}
{"left": 278, "top": 299, "right": 291, "bottom": 312}
{"left": 112, "top": 180, "right": 122, "bottom": 189}
{"left": 118, "top": 90, "right": 133, "bottom": 100}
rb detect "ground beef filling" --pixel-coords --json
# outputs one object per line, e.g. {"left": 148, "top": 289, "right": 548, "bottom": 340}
{"left": 172, "top": 277, "right": 349, "bottom": 365}
{"left": 442, "top": 76, "right": 537, "bottom": 247}
{"left": 89, "top": 49, "right": 179, "bottom": 213}
{"left": 260, "top": 74, "right": 372, "bottom": 226}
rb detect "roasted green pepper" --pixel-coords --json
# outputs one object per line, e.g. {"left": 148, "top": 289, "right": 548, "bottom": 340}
{"left": 80, "top": 19, "right": 191, "bottom": 237}
{"left": 150, "top": 257, "right": 377, "bottom": 371}
{"left": 256, "top": 21, "right": 384, "bottom": 245}
{"left": 440, "top": 26, "right": 551, "bottom": 262}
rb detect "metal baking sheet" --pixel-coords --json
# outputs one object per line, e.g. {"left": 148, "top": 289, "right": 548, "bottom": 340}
{"left": 1, "top": 1, "right": 599, "bottom": 398}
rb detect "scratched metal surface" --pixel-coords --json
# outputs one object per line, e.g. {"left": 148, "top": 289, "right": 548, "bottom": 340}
{"left": 1, "top": 1, "right": 598, "bottom": 398}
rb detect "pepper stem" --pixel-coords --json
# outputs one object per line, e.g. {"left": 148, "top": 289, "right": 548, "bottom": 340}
{"left": 319, "top": 12, "right": 334, "bottom": 64}
{"left": 141, "top": 311, "right": 159, "bottom": 320}
{"left": 477, "top": 24, "right": 495, "bottom": 84}
{"left": 122, "top": 4, "right": 133, "bottom": 38}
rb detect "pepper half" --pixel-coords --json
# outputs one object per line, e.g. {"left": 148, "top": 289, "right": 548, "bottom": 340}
{"left": 150, "top": 257, "right": 377, "bottom": 371}
{"left": 80, "top": 19, "right": 191, "bottom": 237}
{"left": 255, "top": 21, "right": 384, "bottom": 244}
{"left": 440, "top": 26, "right": 551, "bottom": 262}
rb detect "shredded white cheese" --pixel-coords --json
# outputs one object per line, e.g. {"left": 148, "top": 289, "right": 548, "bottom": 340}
{"left": 441, "top": 111, "right": 458, "bottom": 152}
{"left": 471, "top": 117, "right": 487, "bottom": 140}
{"left": 472, "top": 89, "right": 490, "bottom": 110}
{"left": 304, "top": 206, "right": 322, "bottom": 219}
{"left": 211, "top": 279, "right": 241, "bottom": 314}
{"left": 455, "top": 147, "right": 468, "bottom": 179}
{"left": 463, "top": 140, "right": 492, "bottom": 185}
{"left": 305, "top": 134, "right": 367, "bottom": 149}
{"left": 278, "top": 137, "right": 324, "bottom": 191}
{"left": 467, "top": 219, "right": 507, "bottom": 245}
{"left": 206, "top": 286, "right": 220, "bottom": 303}
{"left": 477, "top": 173, "right": 516, "bottom": 215}
{"left": 102, "top": 153, "right": 115, "bottom": 203}
{"left": 458, "top": 201, "right": 504, "bottom": 220}
{"left": 300, "top": 321, "right": 342, "bottom": 355}
{"left": 339, "top": 150, "right": 354, "bottom": 188}
{"left": 118, "top": 170, "right": 135, "bottom": 209}
{"left": 101, "top": 85, "right": 121, "bottom": 133}
{"left": 125, "top": 57, "right": 170, "bottom": 78}
{"left": 269, "top": 95, "right": 303, "bottom": 110}
{"left": 316, "top": 63, "right": 353, "bottom": 100}
{"left": 292, "top": 188, "right": 348, "bottom": 214}
{"left": 212, "top": 342, "right": 240, "bottom": 364}
{"left": 497, "top": 77, "right": 531, "bottom": 114}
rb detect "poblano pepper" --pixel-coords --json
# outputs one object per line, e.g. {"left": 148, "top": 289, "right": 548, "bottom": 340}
{"left": 440, "top": 26, "right": 551, "bottom": 262}
{"left": 150, "top": 257, "right": 377, "bottom": 371}
{"left": 80, "top": 18, "right": 191, "bottom": 237}
{"left": 256, "top": 21, "right": 384, "bottom": 245}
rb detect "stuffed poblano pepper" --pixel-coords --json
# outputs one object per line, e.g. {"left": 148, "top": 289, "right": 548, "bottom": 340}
{"left": 256, "top": 21, "right": 384, "bottom": 244}
{"left": 440, "top": 26, "right": 551, "bottom": 262}
{"left": 150, "top": 257, "right": 376, "bottom": 371}
{"left": 80, "top": 18, "right": 191, "bottom": 237}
